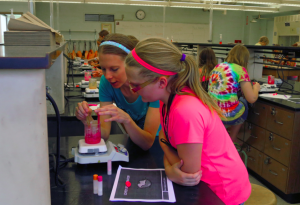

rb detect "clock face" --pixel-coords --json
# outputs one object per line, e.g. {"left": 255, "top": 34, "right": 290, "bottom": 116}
{"left": 136, "top": 10, "right": 146, "bottom": 20}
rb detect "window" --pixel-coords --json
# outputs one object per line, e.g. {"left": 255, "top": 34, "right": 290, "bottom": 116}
{"left": 0, "top": 14, "right": 22, "bottom": 44}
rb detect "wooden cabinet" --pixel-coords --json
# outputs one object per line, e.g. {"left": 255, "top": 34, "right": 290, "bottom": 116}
{"left": 243, "top": 145, "right": 263, "bottom": 176}
{"left": 244, "top": 122, "right": 265, "bottom": 151}
{"left": 264, "top": 131, "right": 291, "bottom": 167}
{"left": 266, "top": 106, "right": 294, "bottom": 140}
{"left": 242, "top": 100, "right": 300, "bottom": 195}
{"left": 262, "top": 155, "right": 288, "bottom": 193}
{"left": 248, "top": 101, "right": 269, "bottom": 128}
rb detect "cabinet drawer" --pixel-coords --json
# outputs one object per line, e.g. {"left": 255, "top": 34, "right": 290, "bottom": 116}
{"left": 248, "top": 101, "right": 269, "bottom": 129}
{"left": 264, "top": 131, "right": 291, "bottom": 167}
{"left": 243, "top": 145, "right": 263, "bottom": 176}
{"left": 266, "top": 106, "right": 294, "bottom": 140}
{"left": 244, "top": 122, "right": 265, "bottom": 151}
{"left": 262, "top": 155, "right": 288, "bottom": 192}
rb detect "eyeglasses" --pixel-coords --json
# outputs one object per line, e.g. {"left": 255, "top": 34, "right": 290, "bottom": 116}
{"left": 129, "top": 78, "right": 158, "bottom": 93}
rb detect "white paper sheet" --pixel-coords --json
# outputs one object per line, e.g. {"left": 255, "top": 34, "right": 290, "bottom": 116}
{"left": 259, "top": 93, "right": 291, "bottom": 99}
{"left": 110, "top": 166, "right": 176, "bottom": 203}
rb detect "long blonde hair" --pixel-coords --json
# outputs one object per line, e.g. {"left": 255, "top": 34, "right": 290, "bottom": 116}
{"left": 125, "top": 37, "right": 223, "bottom": 118}
{"left": 226, "top": 44, "right": 250, "bottom": 70}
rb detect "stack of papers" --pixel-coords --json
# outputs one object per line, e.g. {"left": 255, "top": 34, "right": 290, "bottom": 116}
{"left": 4, "top": 12, "right": 63, "bottom": 46}
{"left": 4, "top": 31, "right": 55, "bottom": 46}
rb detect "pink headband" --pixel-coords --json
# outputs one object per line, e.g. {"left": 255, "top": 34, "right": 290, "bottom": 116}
{"left": 131, "top": 48, "right": 177, "bottom": 76}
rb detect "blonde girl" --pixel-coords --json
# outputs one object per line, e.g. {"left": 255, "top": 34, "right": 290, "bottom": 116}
{"left": 125, "top": 38, "right": 251, "bottom": 205}
{"left": 208, "top": 45, "right": 260, "bottom": 143}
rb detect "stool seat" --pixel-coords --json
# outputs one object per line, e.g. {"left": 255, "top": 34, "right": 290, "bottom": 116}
{"left": 245, "top": 183, "right": 277, "bottom": 205}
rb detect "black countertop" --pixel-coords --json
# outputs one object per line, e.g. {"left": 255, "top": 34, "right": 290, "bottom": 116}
{"left": 174, "top": 43, "right": 300, "bottom": 51}
{"left": 49, "top": 134, "right": 225, "bottom": 205}
{"left": 0, "top": 42, "right": 67, "bottom": 69}
{"left": 259, "top": 94, "right": 300, "bottom": 111}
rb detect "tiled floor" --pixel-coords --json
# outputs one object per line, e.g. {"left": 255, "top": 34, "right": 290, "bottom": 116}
{"left": 249, "top": 174, "right": 300, "bottom": 205}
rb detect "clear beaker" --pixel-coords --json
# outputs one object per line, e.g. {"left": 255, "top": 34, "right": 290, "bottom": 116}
{"left": 89, "top": 78, "right": 97, "bottom": 89}
{"left": 85, "top": 120, "right": 101, "bottom": 144}
{"left": 84, "top": 71, "right": 91, "bottom": 81}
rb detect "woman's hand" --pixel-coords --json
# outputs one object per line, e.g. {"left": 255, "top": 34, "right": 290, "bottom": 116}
{"left": 75, "top": 101, "right": 92, "bottom": 122}
{"left": 95, "top": 104, "right": 131, "bottom": 124}
{"left": 165, "top": 158, "right": 202, "bottom": 186}
{"left": 92, "top": 69, "right": 103, "bottom": 77}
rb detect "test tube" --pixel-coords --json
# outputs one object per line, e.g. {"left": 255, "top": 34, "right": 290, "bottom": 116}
{"left": 107, "top": 160, "right": 112, "bottom": 175}
{"left": 93, "top": 174, "right": 98, "bottom": 194}
{"left": 98, "top": 176, "right": 103, "bottom": 196}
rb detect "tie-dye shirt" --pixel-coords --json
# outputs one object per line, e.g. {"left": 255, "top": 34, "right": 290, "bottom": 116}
{"left": 208, "top": 62, "right": 250, "bottom": 121}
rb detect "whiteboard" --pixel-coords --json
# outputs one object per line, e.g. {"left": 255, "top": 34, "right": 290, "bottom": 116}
{"left": 116, "top": 21, "right": 209, "bottom": 43}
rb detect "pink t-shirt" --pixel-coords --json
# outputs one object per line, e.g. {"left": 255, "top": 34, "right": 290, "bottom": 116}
{"left": 160, "top": 88, "right": 251, "bottom": 205}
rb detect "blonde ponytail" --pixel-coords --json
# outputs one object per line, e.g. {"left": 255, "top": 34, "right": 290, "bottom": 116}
{"left": 125, "top": 37, "right": 224, "bottom": 118}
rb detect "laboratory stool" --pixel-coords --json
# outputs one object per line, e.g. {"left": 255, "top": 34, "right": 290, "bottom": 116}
{"left": 245, "top": 184, "right": 277, "bottom": 205}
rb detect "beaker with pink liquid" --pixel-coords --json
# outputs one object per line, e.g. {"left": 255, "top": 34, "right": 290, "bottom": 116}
{"left": 85, "top": 119, "right": 101, "bottom": 144}
{"left": 84, "top": 71, "right": 92, "bottom": 81}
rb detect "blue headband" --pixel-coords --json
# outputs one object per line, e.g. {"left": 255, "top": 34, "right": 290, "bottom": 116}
{"left": 100, "top": 41, "right": 130, "bottom": 54}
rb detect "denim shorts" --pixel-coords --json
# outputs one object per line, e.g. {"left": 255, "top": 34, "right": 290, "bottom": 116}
{"left": 222, "top": 97, "right": 249, "bottom": 126}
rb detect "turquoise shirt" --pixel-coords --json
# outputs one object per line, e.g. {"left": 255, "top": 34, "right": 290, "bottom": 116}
{"left": 99, "top": 75, "right": 160, "bottom": 129}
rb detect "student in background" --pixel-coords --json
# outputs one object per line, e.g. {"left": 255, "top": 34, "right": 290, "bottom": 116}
{"left": 125, "top": 38, "right": 251, "bottom": 205}
{"left": 255, "top": 36, "right": 269, "bottom": 46}
{"left": 97, "top": 30, "right": 109, "bottom": 46}
{"left": 208, "top": 44, "right": 260, "bottom": 144}
{"left": 198, "top": 48, "right": 217, "bottom": 91}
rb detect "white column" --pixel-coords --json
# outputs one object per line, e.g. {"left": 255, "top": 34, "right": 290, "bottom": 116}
{"left": 0, "top": 69, "right": 51, "bottom": 205}
{"left": 208, "top": 0, "right": 213, "bottom": 43}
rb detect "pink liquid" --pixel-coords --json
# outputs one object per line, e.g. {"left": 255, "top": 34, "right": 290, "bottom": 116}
{"left": 85, "top": 131, "right": 101, "bottom": 144}
{"left": 85, "top": 76, "right": 91, "bottom": 81}
{"left": 85, "top": 120, "right": 101, "bottom": 144}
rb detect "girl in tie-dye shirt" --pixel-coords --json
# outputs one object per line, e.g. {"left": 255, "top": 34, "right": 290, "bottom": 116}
{"left": 208, "top": 45, "right": 260, "bottom": 143}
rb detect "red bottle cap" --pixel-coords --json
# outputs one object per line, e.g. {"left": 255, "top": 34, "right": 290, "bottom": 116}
{"left": 93, "top": 174, "right": 98, "bottom": 180}
{"left": 125, "top": 181, "right": 131, "bottom": 187}
{"left": 76, "top": 85, "right": 80, "bottom": 88}
{"left": 98, "top": 176, "right": 103, "bottom": 182}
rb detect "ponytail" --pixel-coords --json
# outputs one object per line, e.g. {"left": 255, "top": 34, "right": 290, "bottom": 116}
{"left": 125, "top": 37, "right": 224, "bottom": 118}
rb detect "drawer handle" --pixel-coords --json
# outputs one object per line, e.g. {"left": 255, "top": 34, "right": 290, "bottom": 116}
{"left": 272, "top": 145, "right": 281, "bottom": 151}
{"left": 269, "top": 170, "right": 278, "bottom": 176}
{"left": 248, "top": 156, "right": 256, "bottom": 161}
{"left": 250, "top": 135, "right": 258, "bottom": 139}
{"left": 253, "top": 112, "right": 260, "bottom": 115}
{"left": 274, "top": 120, "right": 283, "bottom": 125}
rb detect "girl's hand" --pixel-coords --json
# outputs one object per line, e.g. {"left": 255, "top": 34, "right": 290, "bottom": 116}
{"left": 95, "top": 104, "right": 131, "bottom": 124}
{"left": 92, "top": 69, "right": 103, "bottom": 77}
{"left": 75, "top": 101, "right": 92, "bottom": 123}
{"left": 253, "top": 82, "right": 261, "bottom": 92}
{"left": 165, "top": 159, "right": 202, "bottom": 186}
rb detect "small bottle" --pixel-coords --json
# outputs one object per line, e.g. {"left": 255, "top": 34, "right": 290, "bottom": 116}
{"left": 10, "top": 9, "right": 15, "bottom": 19}
{"left": 98, "top": 176, "right": 103, "bottom": 196}
{"left": 171, "top": 36, "right": 173, "bottom": 42}
{"left": 107, "top": 160, "right": 112, "bottom": 175}
{"left": 93, "top": 174, "right": 98, "bottom": 194}
{"left": 219, "top": 34, "right": 222, "bottom": 45}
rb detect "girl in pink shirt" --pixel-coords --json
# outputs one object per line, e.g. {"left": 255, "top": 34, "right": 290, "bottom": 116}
{"left": 125, "top": 38, "right": 251, "bottom": 205}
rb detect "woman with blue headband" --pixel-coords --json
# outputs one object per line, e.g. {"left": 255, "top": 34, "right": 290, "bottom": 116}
{"left": 75, "top": 34, "right": 160, "bottom": 151}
